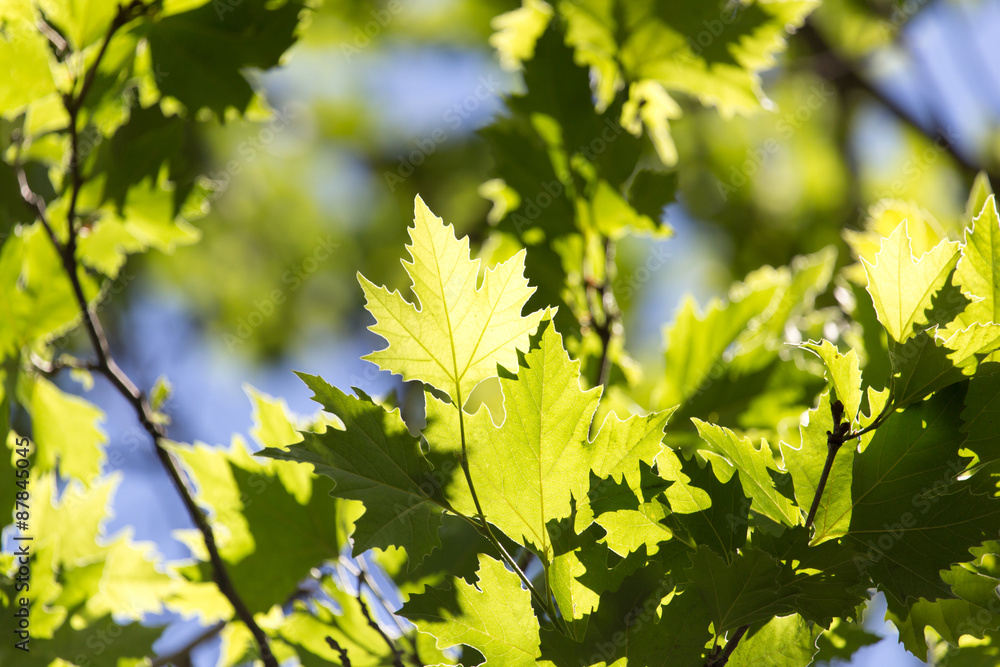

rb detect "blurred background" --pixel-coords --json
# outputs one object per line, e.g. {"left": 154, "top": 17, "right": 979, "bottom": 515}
{"left": 69, "top": 0, "right": 1000, "bottom": 664}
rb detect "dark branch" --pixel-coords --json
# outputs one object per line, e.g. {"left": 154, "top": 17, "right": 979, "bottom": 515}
{"left": 805, "top": 397, "right": 895, "bottom": 530}
{"left": 14, "top": 5, "right": 280, "bottom": 666}
{"left": 798, "top": 20, "right": 1000, "bottom": 184}
{"left": 357, "top": 573, "right": 406, "bottom": 667}
{"left": 326, "top": 637, "right": 352, "bottom": 667}
{"left": 706, "top": 624, "right": 750, "bottom": 666}
{"left": 149, "top": 621, "right": 226, "bottom": 667}
{"left": 586, "top": 236, "right": 621, "bottom": 388}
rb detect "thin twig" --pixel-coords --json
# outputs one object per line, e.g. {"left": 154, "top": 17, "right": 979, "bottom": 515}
{"left": 63, "top": 0, "right": 147, "bottom": 254}
{"left": 357, "top": 572, "right": 406, "bottom": 667}
{"left": 149, "top": 621, "right": 226, "bottom": 667}
{"left": 326, "top": 637, "right": 352, "bottom": 666}
{"left": 454, "top": 385, "right": 555, "bottom": 616}
{"left": 805, "top": 397, "right": 895, "bottom": 529}
{"left": 28, "top": 351, "right": 99, "bottom": 374}
{"left": 357, "top": 559, "right": 423, "bottom": 666}
{"left": 706, "top": 624, "right": 750, "bottom": 666}
{"left": 805, "top": 400, "right": 850, "bottom": 529}
{"left": 36, "top": 18, "right": 68, "bottom": 57}
{"left": 149, "top": 575, "right": 321, "bottom": 666}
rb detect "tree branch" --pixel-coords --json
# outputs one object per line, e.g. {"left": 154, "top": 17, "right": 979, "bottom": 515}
{"left": 805, "top": 397, "right": 895, "bottom": 530}
{"left": 585, "top": 235, "right": 621, "bottom": 388}
{"left": 149, "top": 621, "right": 226, "bottom": 667}
{"left": 706, "top": 624, "right": 750, "bottom": 666}
{"left": 14, "top": 6, "right": 280, "bottom": 666}
{"left": 798, "top": 20, "right": 1000, "bottom": 184}
{"left": 357, "top": 571, "right": 407, "bottom": 667}
{"left": 325, "top": 636, "right": 352, "bottom": 667}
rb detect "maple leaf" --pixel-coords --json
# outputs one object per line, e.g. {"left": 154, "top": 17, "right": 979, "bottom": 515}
{"left": 861, "top": 220, "right": 960, "bottom": 343}
{"left": 693, "top": 420, "right": 799, "bottom": 527}
{"left": 259, "top": 373, "right": 447, "bottom": 566}
{"left": 402, "top": 554, "right": 541, "bottom": 667}
{"left": 360, "top": 196, "right": 545, "bottom": 405}
{"left": 455, "top": 321, "right": 673, "bottom": 558}
{"left": 953, "top": 194, "right": 1000, "bottom": 328}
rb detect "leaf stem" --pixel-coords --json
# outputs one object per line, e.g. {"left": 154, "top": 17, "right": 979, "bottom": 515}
{"left": 454, "top": 388, "right": 555, "bottom": 617}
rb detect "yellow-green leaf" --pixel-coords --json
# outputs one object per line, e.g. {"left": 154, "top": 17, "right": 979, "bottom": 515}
{"left": 360, "top": 196, "right": 544, "bottom": 404}
{"left": 861, "top": 220, "right": 960, "bottom": 342}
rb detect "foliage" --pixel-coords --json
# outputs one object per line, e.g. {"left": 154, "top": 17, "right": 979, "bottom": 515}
{"left": 3, "top": 0, "right": 1000, "bottom": 666}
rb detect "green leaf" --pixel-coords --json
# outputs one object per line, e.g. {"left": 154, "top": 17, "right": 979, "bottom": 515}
{"left": 966, "top": 172, "right": 993, "bottom": 222}
{"left": 847, "top": 385, "right": 1000, "bottom": 603}
{"left": 661, "top": 452, "right": 749, "bottom": 559}
{"left": 692, "top": 420, "right": 798, "bottom": 527}
{"left": 278, "top": 576, "right": 400, "bottom": 667}
{"left": 1, "top": 472, "right": 178, "bottom": 655}
{"left": 258, "top": 373, "right": 445, "bottom": 565}
{"left": 861, "top": 220, "right": 960, "bottom": 343}
{"left": 624, "top": 589, "right": 713, "bottom": 667}
{"left": 539, "top": 558, "right": 711, "bottom": 667}
{"left": 685, "top": 545, "right": 797, "bottom": 632}
{"left": 889, "top": 323, "right": 1000, "bottom": 408}
{"left": 144, "top": 0, "right": 305, "bottom": 116}
{"left": 490, "top": 0, "right": 553, "bottom": 71}
{"left": 728, "top": 614, "right": 820, "bottom": 667}
{"left": 27, "top": 376, "right": 107, "bottom": 484}
{"left": 0, "top": 611, "right": 162, "bottom": 667}
{"left": 812, "top": 618, "right": 881, "bottom": 663}
{"left": 621, "top": 0, "right": 819, "bottom": 117}
{"left": 659, "top": 268, "right": 783, "bottom": 408}
{"left": 150, "top": 375, "right": 172, "bottom": 412}
{"left": 402, "top": 554, "right": 541, "bottom": 667}
{"left": 887, "top": 565, "right": 1000, "bottom": 658}
{"left": 0, "top": 15, "right": 58, "bottom": 117}
{"left": 755, "top": 526, "right": 868, "bottom": 626}
{"left": 961, "top": 372, "right": 1000, "bottom": 467}
{"left": 91, "top": 105, "right": 200, "bottom": 213}
{"left": 37, "top": 0, "right": 120, "bottom": 50}
{"left": 0, "top": 224, "right": 99, "bottom": 360}
{"left": 170, "top": 389, "right": 344, "bottom": 617}
{"left": 459, "top": 321, "right": 673, "bottom": 557}
{"left": 801, "top": 340, "right": 863, "bottom": 422}
{"left": 953, "top": 195, "right": 1000, "bottom": 328}
{"left": 361, "top": 196, "right": 544, "bottom": 404}
{"left": 549, "top": 536, "right": 647, "bottom": 629}
{"left": 594, "top": 499, "right": 671, "bottom": 557}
